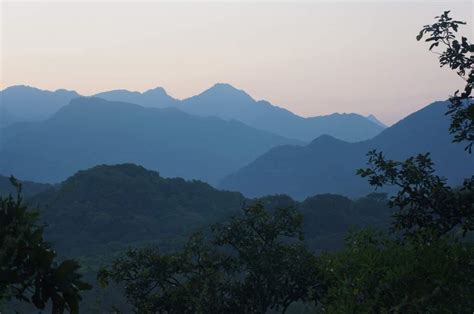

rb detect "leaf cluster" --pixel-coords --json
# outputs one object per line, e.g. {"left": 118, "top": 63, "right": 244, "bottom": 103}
{"left": 417, "top": 10, "right": 474, "bottom": 151}
{"left": 358, "top": 150, "right": 474, "bottom": 241}
{"left": 320, "top": 229, "right": 474, "bottom": 313}
{"left": 98, "top": 204, "right": 323, "bottom": 313}
{"left": 0, "top": 177, "right": 91, "bottom": 313}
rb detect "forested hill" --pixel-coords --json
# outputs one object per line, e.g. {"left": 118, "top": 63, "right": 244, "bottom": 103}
{"left": 30, "top": 163, "right": 245, "bottom": 256}
{"left": 11, "top": 163, "right": 392, "bottom": 258}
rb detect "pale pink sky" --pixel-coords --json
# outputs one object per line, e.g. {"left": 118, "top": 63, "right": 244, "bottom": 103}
{"left": 1, "top": 1, "right": 472, "bottom": 125}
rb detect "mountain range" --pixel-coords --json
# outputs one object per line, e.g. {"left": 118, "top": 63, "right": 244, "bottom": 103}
{"left": 177, "top": 83, "right": 385, "bottom": 142}
{"left": 0, "top": 85, "right": 79, "bottom": 126}
{"left": 220, "top": 101, "right": 474, "bottom": 199}
{"left": 1, "top": 84, "right": 385, "bottom": 142}
{"left": 2, "top": 84, "right": 468, "bottom": 200}
{"left": 0, "top": 97, "right": 299, "bottom": 184}
{"left": 94, "top": 87, "right": 178, "bottom": 108}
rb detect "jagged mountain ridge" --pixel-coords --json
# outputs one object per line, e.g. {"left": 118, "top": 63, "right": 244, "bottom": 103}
{"left": 1, "top": 84, "right": 385, "bottom": 142}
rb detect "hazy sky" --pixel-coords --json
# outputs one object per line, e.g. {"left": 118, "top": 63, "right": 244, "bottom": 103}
{"left": 1, "top": 1, "right": 472, "bottom": 124}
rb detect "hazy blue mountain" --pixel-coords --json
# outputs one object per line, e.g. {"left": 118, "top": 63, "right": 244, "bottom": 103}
{"left": 0, "top": 97, "right": 300, "bottom": 185}
{"left": 94, "top": 87, "right": 178, "bottom": 108}
{"left": 1, "top": 83, "right": 384, "bottom": 142}
{"left": 0, "top": 85, "right": 80, "bottom": 126}
{"left": 178, "top": 83, "right": 385, "bottom": 142}
{"left": 366, "top": 114, "right": 387, "bottom": 128}
{"left": 0, "top": 108, "right": 20, "bottom": 127}
{"left": 220, "top": 101, "right": 474, "bottom": 199}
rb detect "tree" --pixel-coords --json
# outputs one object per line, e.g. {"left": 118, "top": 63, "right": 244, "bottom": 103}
{"left": 0, "top": 177, "right": 91, "bottom": 313}
{"left": 356, "top": 11, "right": 474, "bottom": 243}
{"left": 319, "top": 229, "right": 474, "bottom": 313}
{"left": 98, "top": 204, "right": 324, "bottom": 313}
{"left": 357, "top": 151, "right": 474, "bottom": 241}
{"left": 416, "top": 10, "right": 473, "bottom": 152}
{"left": 318, "top": 12, "right": 474, "bottom": 312}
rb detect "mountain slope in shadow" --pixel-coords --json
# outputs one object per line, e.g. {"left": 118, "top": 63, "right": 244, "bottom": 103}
{"left": 220, "top": 101, "right": 473, "bottom": 199}
{"left": 0, "top": 97, "right": 300, "bottom": 185}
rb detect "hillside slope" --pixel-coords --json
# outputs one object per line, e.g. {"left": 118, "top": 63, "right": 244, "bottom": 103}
{"left": 179, "top": 83, "right": 385, "bottom": 142}
{"left": 0, "top": 85, "right": 80, "bottom": 126}
{"left": 220, "top": 101, "right": 474, "bottom": 199}
{"left": 0, "top": 97, "right": 300, "bottom": 184}
{"left": 25, "top": 163, "right": 389, "bottom": 256}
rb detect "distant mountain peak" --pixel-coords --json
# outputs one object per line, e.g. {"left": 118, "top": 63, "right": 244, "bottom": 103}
{"left": 144, "top": 86, "right": 169, "bottom": 95}
{"left": 211, "top": 82, "right": 239, "bottom": 90}
{"left": 2, "top": 85, "right": 40, "bottom": 92}
{"left": 92, "top": 86, "right": 177, "bottom": 108}
{"left": 366, "top": 114, "right": 387, "bottom": 128}
{"left": 199, "top": 83, "right": 254, "bottom": 101}
{"left": 308, "top": 134, "right": 345, "bottom": 147}
{"left": 327, "top": 112, "right": 357, "bottom": 117}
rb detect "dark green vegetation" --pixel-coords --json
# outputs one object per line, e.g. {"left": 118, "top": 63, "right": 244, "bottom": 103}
{"left": 221, "top": 101, "right": 474, "bottom": 199}
{"left": 358, "top": 150, "right": 474, "bottom": 240}
{"left": 94, "top": 145, "right": 474, "bottom": 312}
{"left": 29, "top": 164, "right": 246, "bottom": 257}
{"left": 0, "top": 178, "right": 90, "bottom": 313}
{"left": 320, "top": 230, "right": 474, "bottom": 312}
{"left": 0, "top": 164, "right": 390, "bottom": 258}
{"left": 98, "top": 205, "right": 324, "bottom": 313}
{"left": 0, "top": 164, "right": 390, "bottom": 312}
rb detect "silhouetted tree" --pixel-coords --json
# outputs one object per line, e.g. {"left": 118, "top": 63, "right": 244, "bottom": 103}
{"left": 318, "top": 12, "right": 474, "bottom": 312}
{"left": 356, "top": 11, "right": 474, "bottom": 243}
{"left": 357, "top": 151, "right": 474, "bottom": 241}
{"left": 319, "top": 229, "right": 474, "bottom": 312}
{"left": 98, "top": 204, "right": 324, "bottom": 313}
{"left": 417, "top": 10, "right": 473, "bottom": 151}
{"left": 0, "top": 177, "right": 91, "bottom": 313}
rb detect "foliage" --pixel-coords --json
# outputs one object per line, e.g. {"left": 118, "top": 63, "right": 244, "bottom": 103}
{"left": 320, "top": 229, "right": 474, "bottom": 313}
{"left": 16, "top": 164, "right": 391, "bottom": 259}
{"left": 358, "top": 150, "right": 474, "bottom": 241}
{"left": 31, "top": 164, "right": 245, "bottom": 256}
{"left": 0, "top": 177, "right": 91, "bottom": 313}
{"left": 98, "top": 204, "right": 324, "bottom": 313}
{"left": 323, "top": 13, "right": 474, "bottom": 312}
{"left": 417, "top": 10, "right": 474, "bottom": 151}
